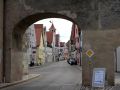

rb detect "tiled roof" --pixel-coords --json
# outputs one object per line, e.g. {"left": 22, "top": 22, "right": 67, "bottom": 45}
{"left": 46, "top": 32, "right": 53, "bottom": 45}
{"left": 34, "top": 24, "right": 43, "bottom": 47}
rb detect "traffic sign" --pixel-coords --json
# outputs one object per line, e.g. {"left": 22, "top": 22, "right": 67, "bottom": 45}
{"left": 86, "top": 49, "right": 94, "bottom": 57}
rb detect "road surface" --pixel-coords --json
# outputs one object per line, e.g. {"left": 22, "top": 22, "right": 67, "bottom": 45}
{"left": 1, "top": 61, "right": 82, "bottom": 90}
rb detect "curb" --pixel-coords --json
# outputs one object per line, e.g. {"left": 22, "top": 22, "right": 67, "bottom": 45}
{"left": 0, "top": 74, "right": 40, "bottom": 89}
{"left": 76, "top": 65, "right": 82, "bottom": 71}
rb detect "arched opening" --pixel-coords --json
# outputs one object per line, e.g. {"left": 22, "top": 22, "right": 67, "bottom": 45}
{"left": 2, "top": 0, "right": 120, "bottom": 89}
{"left": 11, "top": 12, "right": 82, "bottom": 84}
{"left": 12, "top": 12, "right": 79, "bottom": 50}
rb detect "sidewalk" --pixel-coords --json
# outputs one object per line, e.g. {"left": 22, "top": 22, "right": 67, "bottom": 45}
{"left": 0, "top": 74, "right": 40, "bottom": 89}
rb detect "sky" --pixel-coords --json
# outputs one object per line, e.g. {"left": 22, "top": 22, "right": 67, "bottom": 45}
{"left": 35, "top": 18, "right": 73, "bottom": 43}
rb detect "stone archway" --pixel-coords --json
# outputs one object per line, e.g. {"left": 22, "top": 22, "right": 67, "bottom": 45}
{"left": 3, "top": 0, "right": 119, "bottom": 86}
{"left": 4, "top": 12, "right": 80, "bottom": 83}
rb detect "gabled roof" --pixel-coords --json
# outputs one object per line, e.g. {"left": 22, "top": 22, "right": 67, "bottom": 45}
{"left": 46, "top": 32, "right": 53, "bottom": 45}
{"left": 49, "top": 23, "right": 56, "bottom": 32}
{"left": 34, "top": 24, "right": 43, "bottom": 47}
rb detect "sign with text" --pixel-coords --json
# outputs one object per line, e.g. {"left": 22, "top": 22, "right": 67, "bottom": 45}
{"left": 92, "top": 68, "right": 106, "bottom": 88}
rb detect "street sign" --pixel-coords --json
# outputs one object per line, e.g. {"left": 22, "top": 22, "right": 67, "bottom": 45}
{"left": 86, "top": 49, "right": 94, "bottom": 57}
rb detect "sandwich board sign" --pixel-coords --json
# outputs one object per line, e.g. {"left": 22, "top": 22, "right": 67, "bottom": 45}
{"left": 92, "top": 68, "right": 106, "bottom": 88}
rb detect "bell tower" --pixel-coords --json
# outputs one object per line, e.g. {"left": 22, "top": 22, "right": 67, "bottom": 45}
{"left": 49, "top": 23, "right": 56, "bottom": 33}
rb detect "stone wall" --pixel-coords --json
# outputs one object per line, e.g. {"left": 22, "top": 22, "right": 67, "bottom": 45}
{"left": 82, "top": 30, "right": 120, "bottom": 86}
{"left": 22, "top": 0, "right": 120, "bottom": 30}
{"left": 4, "top": 0, "right": 120, "bottom": 31}
{"left": 99, "top": 0, "right": 120, "bottom": 29}
{"left": 11, "top": 51, "right": 23, "bottom": 82}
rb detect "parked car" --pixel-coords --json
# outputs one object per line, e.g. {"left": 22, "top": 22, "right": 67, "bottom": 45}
{"left": 67, "top": 58, "right": 77, "bottom": 65}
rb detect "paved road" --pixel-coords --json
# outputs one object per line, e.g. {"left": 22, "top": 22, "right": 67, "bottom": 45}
{"left": 1, "top": 61, "right": 82, "bottom": 90}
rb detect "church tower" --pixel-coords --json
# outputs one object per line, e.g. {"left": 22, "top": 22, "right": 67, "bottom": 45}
{"left": 49, "top": 23, "right": 56, "bottom": 33}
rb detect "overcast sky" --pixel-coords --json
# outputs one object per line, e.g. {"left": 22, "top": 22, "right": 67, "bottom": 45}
{"left": 35, "top": 18, "right": 73, "bottom": 43}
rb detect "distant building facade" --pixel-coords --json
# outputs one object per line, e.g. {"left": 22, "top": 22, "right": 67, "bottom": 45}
{"left": 22, "top": 24, "right": 37, "bottom": 74}
{"left": 24, "top": 24, "right": 37, "bottom": 65}
{"left": 69, "top": 23, "right": 81, "bottom": 65}
{"left": 34, "top": 24, "right": 45, "bottom": 65}
{"left": 55, "top": 34, "right": 60, "bottom": 61}
{"left": 59, "top": 42, "right": 65, "bottom": 60}
{"left": 46, "top": 23, "right": 57, "bottom": 62}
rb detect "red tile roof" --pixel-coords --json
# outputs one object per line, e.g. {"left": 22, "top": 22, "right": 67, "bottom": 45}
{"left": 34, "top": 24, "right": 43, "bottom": 47}
{"left": 46, "top": 32, "right": 54, "bottom": 45}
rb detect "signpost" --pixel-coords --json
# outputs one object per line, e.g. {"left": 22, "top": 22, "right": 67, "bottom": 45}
{"left": 92, "top": 68, "right": 106, "bottom": 88}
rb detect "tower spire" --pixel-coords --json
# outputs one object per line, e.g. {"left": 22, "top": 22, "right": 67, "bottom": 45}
{"left": 49, "top": 22, "right": 56, "bottom": 32}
